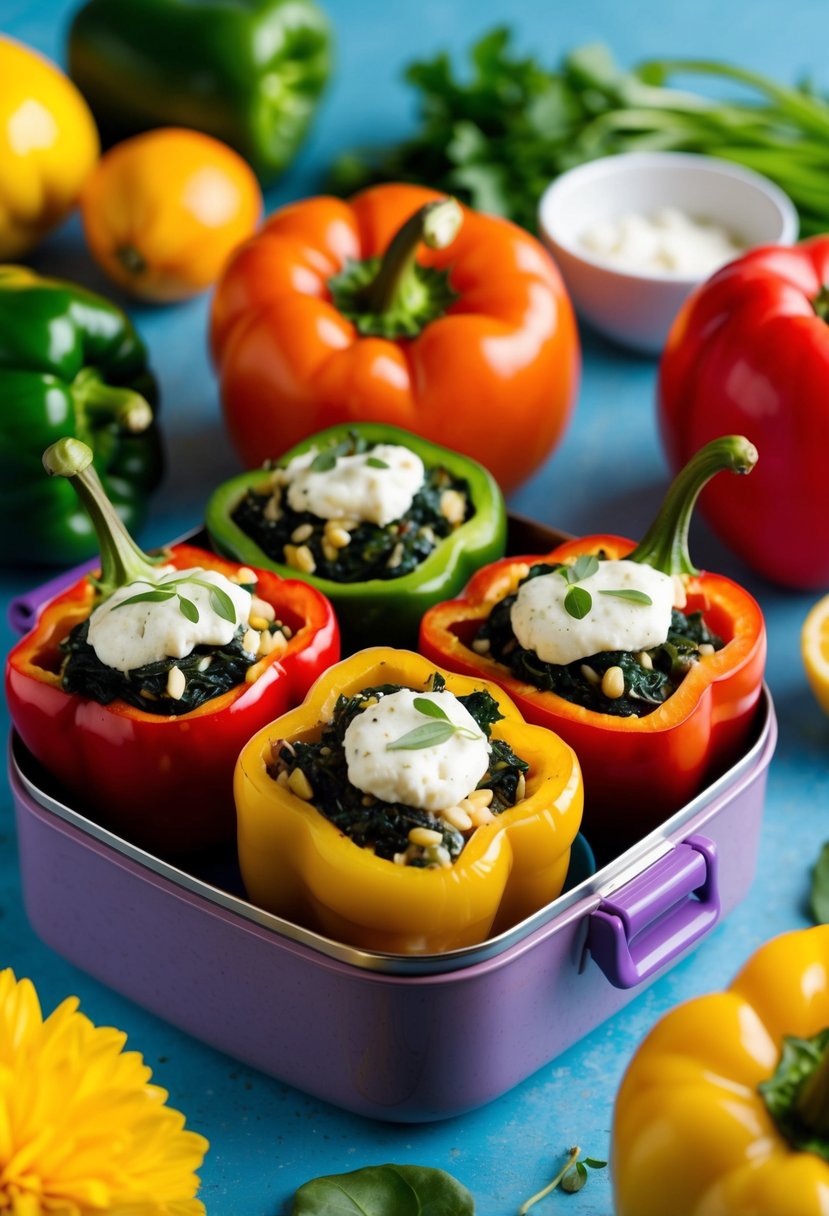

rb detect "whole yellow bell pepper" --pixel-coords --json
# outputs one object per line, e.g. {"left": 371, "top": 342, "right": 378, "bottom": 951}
{"left": 0, "top": 37, "right": 99, "bottom": 258}
{"left": 235, "top": 647, "right": 583, "bottom": 954}
{"left": 613, "top": 926, "right": 829, "bottom": 1216}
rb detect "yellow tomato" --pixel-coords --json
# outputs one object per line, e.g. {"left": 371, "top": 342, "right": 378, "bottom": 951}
{"left": 80, "top": 128, "right": 263, "bottom": 303}
{"left": 0, "top": 37, "right": 99, "bottom": 259}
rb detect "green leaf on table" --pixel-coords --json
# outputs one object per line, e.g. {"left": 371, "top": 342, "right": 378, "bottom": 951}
{"left": 291, "top": 1163, "right": 475, "bottom": 1215}
{"left": 809, "top": 841, "right": 829, "bottom": 923}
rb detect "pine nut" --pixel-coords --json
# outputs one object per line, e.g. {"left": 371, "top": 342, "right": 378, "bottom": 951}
{"left": 321, "top": 540, "right": 338, "bottom": 563}
{"left": 472, "top": 637, "right": 491, "bottom": 654}
{"left": 166, "top": 666, "right": 186, "bottom": 700}
{"left": 601, "top": 665, "right": 625, "bottom": 699}
{"left": 408, "top": 827, "right": 443, "bottom": 848}
{"left": 672, "top": 575, "right": 688, "bottom": 610}
{"left": 235, "top": 567, "right": 257, "bottom": 585}
{"left": 515, "top": 772, "right": 526, "bottom": 801}
{"left": 636, "top": 651, "right": 653, "bottom": 670}
{"left": 283, "top": 543, "right": 316, "bottom": 574}
{"left": 268, "top": 630, "right": 288, "bottom": 656}
{"left": 291, "top": 523, "right": 314, "bottom": 543}
{"left": 250, "top": 595, "right": 275, "bottom": 622}
{"left": 466, "top": 788, "right": 494, "bottom": 807}
{"left": 441, "top": 805, "right": 473, "bottom": 831}
{"left": 387, "top": 542, "right": 404, "bottom": 570}
{"left": 287, "top": 768, "right": 314, "bottom": 800}
{"left": 440, "top": 488, "right": 466, "bottom": 525}
{"left": 242, "top": 628, "right": 260, "bottom": 654}
{"left": 263, "top": 496, "right": 282, "bottom": 522}
{"left": 698, "top": 642, "right": 715, "bottom": 656}
{"left": 580, "top": 664, "right": 600, "bottom": 685}
{"left": 427, "top": 845, "right": 452, "bottom": 868}
{"left": 249, "top": 614, "right": 270, "bottom": 631}
{"left": 324, "top": 524, "right": 351, "bottom": 549}
{"left": 467, "top": 804, "right": 496, "bottom": 827}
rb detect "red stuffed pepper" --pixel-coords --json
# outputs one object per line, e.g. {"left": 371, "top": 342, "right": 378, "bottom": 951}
{"left": 420, "top": 436, "right": 767, "bottom": 855}
{"left": 6, "top": 438, "right": 340, "bottom": 856}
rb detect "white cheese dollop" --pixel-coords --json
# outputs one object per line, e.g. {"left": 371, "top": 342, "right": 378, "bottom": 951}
{"left": 343, "top": 688, "right": 490, "bottom": 812}
{"left": 510, "top": 559, "right": 674, "bottom": 666}
{"left": 86, "top": 567, "right": 252, "bottom": 673}
{"left": 580, "top": 206, "right": 745, "bottom": 278}
{"left": 279, "top": 443, "right": 425, "bottom": 527}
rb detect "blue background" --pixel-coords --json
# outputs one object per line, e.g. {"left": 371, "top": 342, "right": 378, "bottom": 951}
{"left": 2, "top": 1, "right": 829, "bottom": 1212}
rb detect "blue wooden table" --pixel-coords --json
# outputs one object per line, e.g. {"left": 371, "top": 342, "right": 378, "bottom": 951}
{"left": 2, "top": 2, "right": 828, "bottom": 1211}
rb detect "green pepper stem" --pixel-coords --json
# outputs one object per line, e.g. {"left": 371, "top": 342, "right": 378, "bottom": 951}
{"left": 363, "top": 199, "right": 462, "bottom": 315}
{"left": 814, "top": 285, "right": 829, "bottom": 322}
{"left": 796, "top": 1034, "right": 829, "bottom": 1137}
{"left": 43, "top": 437, "right": 163, "bottom": 598}
{"left": 627, "top": 435, "right": 758, "bottom": 576}
{"left": 71, "top": 367, "right": 154, "bottom": 434}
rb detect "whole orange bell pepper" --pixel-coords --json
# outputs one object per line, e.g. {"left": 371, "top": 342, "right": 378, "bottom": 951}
{"left": 613, "top": 926, "right": 829, "bottom": 1216}
{"left": 234, "top": 647, "right": 583, "bottom": 954}
{"left": 210, "top": 183, "right": 580, "bottom": 493}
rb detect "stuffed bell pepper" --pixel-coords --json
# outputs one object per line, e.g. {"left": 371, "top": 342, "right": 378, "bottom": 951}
{"left": 613, "top": 926, "right": 829, "bottom": 1216}
{"left": 0, "top": 266, "right": 163, "bottom": 566}
{"left": 234, "top": 648, "right": 583, "bottom": 954}
{"left": 205, "top": 421, "right": 507, "bottom": 650}
{"left": 420, "top": 436, "right": 767, "bottom": 856}
{"left": 5, "top": 439, "right": 339, "bottom": 856}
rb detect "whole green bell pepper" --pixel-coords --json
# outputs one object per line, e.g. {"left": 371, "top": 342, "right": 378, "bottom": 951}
{"left": 0, "top": 266, "right": 163, "bottom": 567}
{"left": 204, "top": 422, "right": 507, "bottom": 649}
{"left": 67, "top": 0, "right": 332, "bottom": 184}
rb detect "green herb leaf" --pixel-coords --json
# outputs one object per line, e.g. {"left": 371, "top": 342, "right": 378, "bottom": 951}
{"left": 809, "top": 841, "right": 829, "bottom": 923}
{"left": 366, "top": 456, "right": 390, "bottom": 468}
{"left": 208, "top": 585, "right": 238, "bottom": 625}
{"left": 176, "top": 594, "right": 199, "bottom": 623}
{"left": 571, "top": 554, "right": 599, "bottom": 582}
{"left": 584, "top": 1158, "right": 607, "bottom": 1169}
{"left": 411, "top": 696, "right": 450, "bottom": 721}
{"left": 564, "top": 585, "right": 592, "bottom": 619}
{"left": 292, "top": 1163, "right": 475, "bottom": 1215}
{"left": 309, "top": 449, "right": 338, "bottom": 472}
{"left": 386, "top": 720, "right": 459, "bottom": 751}
{"left": 560, "top": 1161, "right": 588, "bottom": 1193}
{"left": 114, "top": 589, "right": 175, "bottom": 609}
{"left": 599, "top": 589, "right": 654, "bottom": 605}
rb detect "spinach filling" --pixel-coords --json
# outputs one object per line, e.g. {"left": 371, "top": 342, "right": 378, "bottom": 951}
{"left": 232, "top": 433, "right": 470, "bottom": 582}
{"left": 267, "top": 672, "right": 529, "bottom": 867}
{"left": 60, "top": 617, "right": 258, "bottom": 716}
{"left": 476, "top": 562, "right": 724, "bottom": 718}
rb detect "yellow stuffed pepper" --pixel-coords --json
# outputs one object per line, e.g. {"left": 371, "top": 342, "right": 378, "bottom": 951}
{"left": 235, "top": 647, "right": 583, "bottom": 954}
{"left": 613, "top": 926, "right": 829, "bottom": 1216}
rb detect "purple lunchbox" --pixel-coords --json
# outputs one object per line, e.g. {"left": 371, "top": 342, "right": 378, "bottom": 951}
{"left": 6, "top": 519, "right": 777, "bottom": 1122}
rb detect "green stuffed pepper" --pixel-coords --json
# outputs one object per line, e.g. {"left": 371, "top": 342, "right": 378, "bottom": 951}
{"left": 0, "top": 266, "right": 162, "bottom": 567}
{"left": 205, "top": 422, "right": 507, "bottom": 650}
{"left": 68, "top": 0, "right": 332, "bottom": 184}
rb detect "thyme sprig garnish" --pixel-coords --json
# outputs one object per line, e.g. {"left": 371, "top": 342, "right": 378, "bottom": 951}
{"left": 518, "top": 1147, "right": 607, "bottom": 1213}
{"left": 115, "top": 576, "right": 238, "bottom": 626}
{"left": 386, "top": 695, "right": 484, "bottom": 751}
{"left": 558, "top": 555, "right": 653, "bottom": 619}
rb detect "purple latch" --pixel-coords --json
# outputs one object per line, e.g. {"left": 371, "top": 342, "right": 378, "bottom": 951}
{"left": 587, "top": 834, "right": 720, "bottom": 989}
{"left": 7, "top": 561, "right": 97, "bottom": 636}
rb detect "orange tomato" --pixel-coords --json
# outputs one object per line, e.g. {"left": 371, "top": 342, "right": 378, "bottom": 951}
{"left": 80, "top": 128, "right": 262, "bottom": 303}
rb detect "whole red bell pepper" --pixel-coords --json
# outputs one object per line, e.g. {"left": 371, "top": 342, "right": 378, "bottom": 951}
{"left": 419, "top": 437, "right": 767, "bottom": 855}
{"left": 659, "top": 236, "right": 829, "bottom": 590}
{"left": 209, "top": 182, "right": 580, "bottom": 494}
{"left": 5, "top": 439, "right": 339, "bottom": 856}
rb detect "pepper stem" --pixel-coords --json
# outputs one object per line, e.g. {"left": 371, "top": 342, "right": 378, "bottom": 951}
{"left": 796, "top": 1034, "right": 829, "bottom": 1138}
{"left": 43, "top": 437, "right": 163, "bottom": 599}
{"left": 72, "top": 367, "right": 154, "bottom": 433}
{"left": 365, "top": 199, "right": 462, "bottom": 314}
{"left": 627, "top": 435, "right": 758, "bottom": 576}
{"left": 814, "top": 285, "right": 829, "bottom": 322}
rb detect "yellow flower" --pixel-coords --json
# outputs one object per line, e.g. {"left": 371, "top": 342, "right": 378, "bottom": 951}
{"left": 0, "top": 969, "right": 208, "bottom": 1215}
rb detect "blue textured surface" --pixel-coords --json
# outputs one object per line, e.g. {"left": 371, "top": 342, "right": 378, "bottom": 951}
{"left": 2, "top": 2, "right": 828, "bottom": 1212}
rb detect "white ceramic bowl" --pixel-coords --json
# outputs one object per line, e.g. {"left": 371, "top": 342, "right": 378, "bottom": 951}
{"left": 538, "top": 151, "right": 799, "bottom": 356}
